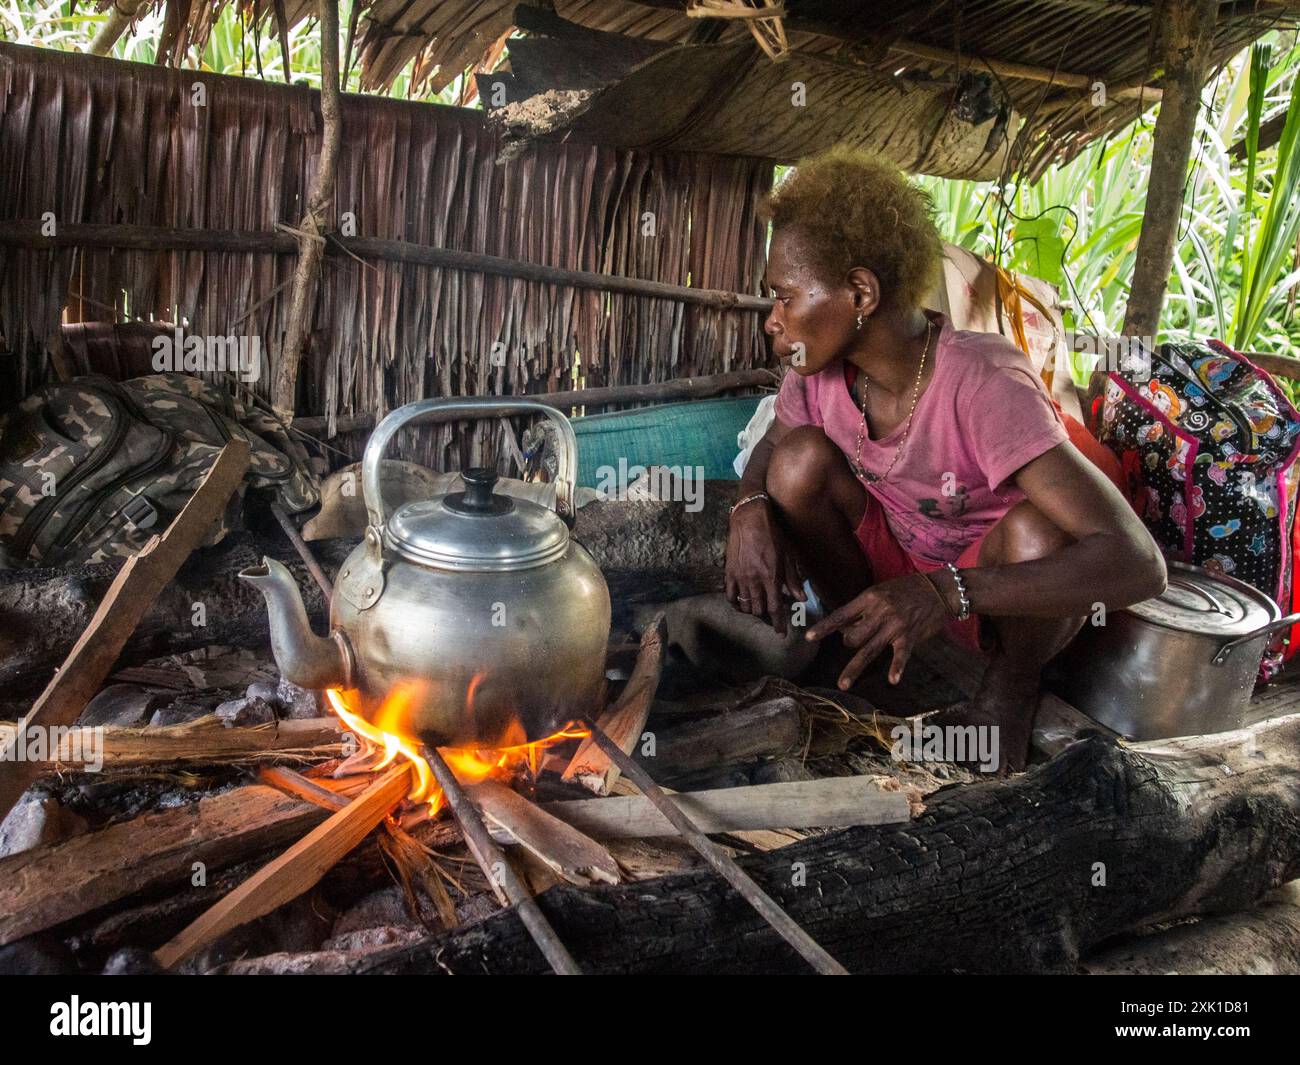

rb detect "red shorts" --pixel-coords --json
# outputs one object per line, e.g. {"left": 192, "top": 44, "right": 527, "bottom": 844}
{"left": 854, "top": 495, "right": 988, "bottom": 652}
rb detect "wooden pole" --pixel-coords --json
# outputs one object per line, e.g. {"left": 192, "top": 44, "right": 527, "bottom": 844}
{"left": 0, "top": 222, "right": 774, "bottom": 315}
{"left": 1121, "top": 0, "right": 1218, "bottom": 338}
{"left": 89, "top": 0, "right": 148, "bottom": 56}
{"left": 272, "top": 0, "right": 343, "bottom": 420}
{"left": 579, "top": 717, "right": 849, "bottom": 975}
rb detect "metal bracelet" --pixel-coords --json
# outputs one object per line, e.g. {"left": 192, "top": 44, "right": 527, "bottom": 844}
{"left": 729, "top": 491, "right": 770, "bottom": 517}
{"left": 945, "top": 562, "right": 972, "bottom": 622}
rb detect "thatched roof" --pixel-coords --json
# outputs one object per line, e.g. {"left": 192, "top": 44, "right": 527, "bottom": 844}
{"left": 121, "top": 0, "right": 1296, "bottom": 179}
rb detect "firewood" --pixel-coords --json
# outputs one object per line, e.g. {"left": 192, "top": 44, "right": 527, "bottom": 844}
{"left": 350, "top": 713, "right": 1300, "bottom": 975}
{"left": 17, "top": 716, "right": 347, "bottom": 772}
{"left": 641, "top": 696, "right": 804, "bottom": 780}
{"left": 563, "top": 615, "right": 666, "bottom": 795}
{"left": 154, "top": 763, "right": 412, "bottom": 970}
{"left": 0, "top": 783, "right": 328, "bottom": 948}
{"left": 541, "top": 775, "right": 910, "bottom": 839}
{"left": 258, "top": 765, "right": 349, "bottom": 811}
{"left": 467, "top": 779, "right": 620, "bottom": 886}
{"left": 0, "top": 440, "right": 251, "bottom": 825}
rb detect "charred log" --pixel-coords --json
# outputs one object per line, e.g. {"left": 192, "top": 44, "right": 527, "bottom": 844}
{"left": 347, "top": 716, "right": 1300, "bottom": 975}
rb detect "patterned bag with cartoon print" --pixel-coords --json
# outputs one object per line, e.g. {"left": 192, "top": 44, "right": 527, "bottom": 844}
{"left": 1098, "top": 339, "right": 1300, "bottom": 677}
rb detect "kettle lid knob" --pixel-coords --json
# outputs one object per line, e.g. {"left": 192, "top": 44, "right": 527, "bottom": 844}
{"left": 447, "top": 466, "right": 512, "bottom": 516}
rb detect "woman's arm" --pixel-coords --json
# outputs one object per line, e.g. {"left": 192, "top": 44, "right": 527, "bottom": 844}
{"left": 948, "top": 441, "right": 1166, "bottom": 618}
{"left": 726, "top": 418, "right": 804, "bottom": 631}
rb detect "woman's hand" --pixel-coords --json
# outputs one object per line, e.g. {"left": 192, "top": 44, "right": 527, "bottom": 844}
{"left": 806, "top": 573, "right": 951, "bottom": 689}
{"left": 725, "top": 501, "right": 805, "bottom": 635}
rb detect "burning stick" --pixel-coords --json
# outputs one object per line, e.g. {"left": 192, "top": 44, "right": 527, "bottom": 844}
{"left": 421, "top": 745, "right": 582, "bottom": 976}
{"left": 153, "top": 763, "right": 412, "bottom": 970}
{"left": 579, "top": 717, "right": 849, "bottom": 976}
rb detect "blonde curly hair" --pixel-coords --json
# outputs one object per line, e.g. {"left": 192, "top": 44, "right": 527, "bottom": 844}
{"left": 764, "top": 146, "right": 944, "bottom": 312}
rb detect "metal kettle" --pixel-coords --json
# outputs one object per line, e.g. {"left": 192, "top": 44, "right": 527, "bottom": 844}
{"left": 241, "top": 398, "right": 611, "bottom": 747}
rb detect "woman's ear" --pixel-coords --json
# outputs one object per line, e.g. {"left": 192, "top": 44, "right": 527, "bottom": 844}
{"left": 847, "top": 267, "right": 882, "bottom": 317}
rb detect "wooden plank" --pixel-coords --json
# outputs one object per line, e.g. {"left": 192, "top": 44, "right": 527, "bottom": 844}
{"left": 154, "top": 763, "right": 411, "bottom": 970}
{"left": 541, "top": 775, "right": 911, "bottom": 839}
{"left": 467, "top": 778, "right": 620, "bottom": 886}
{"left": 0, "top": 783, "right": 327, "bottom": 948}
{"left": 0, "top": 440, "right": 251, "bottom": 824}
{"left": 563, "top": 615, "right": 666, "bottom": 795}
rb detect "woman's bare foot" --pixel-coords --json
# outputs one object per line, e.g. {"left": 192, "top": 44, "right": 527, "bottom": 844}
{"left": 927, "top": 660, "right": 1041, "bottom": 773}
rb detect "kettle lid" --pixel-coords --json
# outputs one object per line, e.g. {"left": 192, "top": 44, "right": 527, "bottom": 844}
{"left": 384, "top": 467, "right": 569, "bottom": 571}
{"left": 1127, "top": 561, "right": 1277, "bottom": 637}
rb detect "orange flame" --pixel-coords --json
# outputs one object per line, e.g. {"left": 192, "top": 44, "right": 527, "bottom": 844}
{"left": 325, "top": 686, "right": 587, "bottom": 816}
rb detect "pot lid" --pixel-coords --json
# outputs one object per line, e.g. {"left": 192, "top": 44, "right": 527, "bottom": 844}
{"left": 1126, "top": 561, "right": 1277, "bottom": 637}
{"left": 384, "top": 467, "right": 569, "bottom": 572}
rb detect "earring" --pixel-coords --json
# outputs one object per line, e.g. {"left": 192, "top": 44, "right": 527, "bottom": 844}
{"left": 856, "top": 313, "right": 865, "bottom": 331}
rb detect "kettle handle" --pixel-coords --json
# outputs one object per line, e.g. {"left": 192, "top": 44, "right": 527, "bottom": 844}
{"left": 361, "top": 398, "right": 578, "bottom": 530}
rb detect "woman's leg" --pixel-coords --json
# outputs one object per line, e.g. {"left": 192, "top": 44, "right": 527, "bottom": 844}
{"left": 953, "top": 500, "right": 1086, "bottom": 771}
{"left": 765, "top": 425, "right": 871, "bottom": 607}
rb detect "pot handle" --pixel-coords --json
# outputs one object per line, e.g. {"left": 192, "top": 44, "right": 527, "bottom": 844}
{"left": 361, "top": 398, "right": 579, "bottom": 530}
{"left": 1211, "top": 612, "right": 1300, "bottom": 665}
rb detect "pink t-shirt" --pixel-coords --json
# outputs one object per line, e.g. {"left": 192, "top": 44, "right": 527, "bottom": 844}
{"left": 773, "top": 315, "right": 1068, "bottom": 565}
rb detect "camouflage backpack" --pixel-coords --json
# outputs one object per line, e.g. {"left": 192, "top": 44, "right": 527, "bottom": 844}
{"left": 0, "top": 374, "right": 318, "bottom": 567}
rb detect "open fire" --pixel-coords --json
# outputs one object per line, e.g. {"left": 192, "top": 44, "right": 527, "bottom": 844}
{"left": 324, "top": 686, "right": 588, "bottom": 814}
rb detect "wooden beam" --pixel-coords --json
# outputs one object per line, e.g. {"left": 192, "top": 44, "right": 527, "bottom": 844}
{"left": 542, "top": 775, "right": 911, "bottom": 838}
{"left": 0, "top": 440, "right": 250, "bottom": 825}
{"left": 0, "top": 784, "right": 329, "bottom": 948}
{"left": 0, "top": 222, "right": 774, "bottom": 314}
{"left": 563, "top": 615, "right": 666, "bottom": 795}
{"left": 1122, "top": 0, "right": 1219, "bottom": 338}
{"left": 273, "top": 0, "right": 343, "bottom": 418}
{"left": 154, "top": 763, "right": 411, "bottom": 969}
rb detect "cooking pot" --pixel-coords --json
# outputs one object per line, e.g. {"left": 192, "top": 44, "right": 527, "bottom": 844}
{"left": 240, "top": 398, "right": 611, "bottom": 747}
{"left": 1051, "top": 561, "right": 1299, "bottom": 740}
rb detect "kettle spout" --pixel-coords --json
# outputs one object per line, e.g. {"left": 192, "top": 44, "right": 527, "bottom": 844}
{"left": 240, "top": 556, "right": 352, "bottom": 690}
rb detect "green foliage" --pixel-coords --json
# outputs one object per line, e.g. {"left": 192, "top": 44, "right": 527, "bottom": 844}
{"left": 917, "top": 34, "right": 1300, "bottom": 368}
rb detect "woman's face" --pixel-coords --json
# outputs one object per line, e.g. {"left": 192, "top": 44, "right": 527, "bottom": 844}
{"left": 763, "top": 227, "right": 871, "bottom": 376}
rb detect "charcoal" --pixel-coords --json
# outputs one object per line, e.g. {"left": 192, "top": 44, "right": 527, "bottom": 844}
{"left": 77, "top": 684, "right": 167, "bottom": 728}
{"left": 215, "top": 695, "right": 277, "bottom": 727}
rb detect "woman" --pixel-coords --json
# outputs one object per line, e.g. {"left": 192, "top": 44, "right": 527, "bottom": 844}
{"left": 726, "top": 147, "right": 1166, "bottom": 771}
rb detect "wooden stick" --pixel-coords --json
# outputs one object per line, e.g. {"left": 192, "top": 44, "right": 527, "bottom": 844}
{"left": 542, "top": 775, "right": 910, "bottom": 839}
{"left": 0, "top": 440, "right": 251, "bottom": 824}
{"left": 468, "top": 779, "right": 620, "bottom": 886}
{"left": 423, "top": 746, "right": 582, "bottom": 975}
{"left": 14, "top": 716, "right": 347, "bottom": 772}
{"left": 290, "top": 369, "right": 776, "bottom": 437}
{"left": 580, "top": 717, "right": 849, "bottom": 975}
{"left": 1122, "top": 0, "right": 1218, "bottom": 337}
{"left": 0, "top": 784, "right": 329, "bottom": 948}
{"left": 0, "top": 223, "right": 774, "bottom": 314}
{"left": 271, "top": 502, "right": 333, "bottom": 598}
{"left": 563, "top": 615, "right": 666, "bottom": 795}
{"left": 154, "top": 763, "right": 410, "bottom": 970}
{"left": 258, "top": 765, "right": 350, "bottom": 811}
{"left": 272, "top": 0, "right": 343, "bottom": 418}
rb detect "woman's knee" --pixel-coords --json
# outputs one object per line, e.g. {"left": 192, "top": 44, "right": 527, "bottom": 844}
{"left": 980, "top": 500, "right": 1071, "bottom": 566}
{"left": 766, "top": 425, "right": 842, "bottom": 508}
